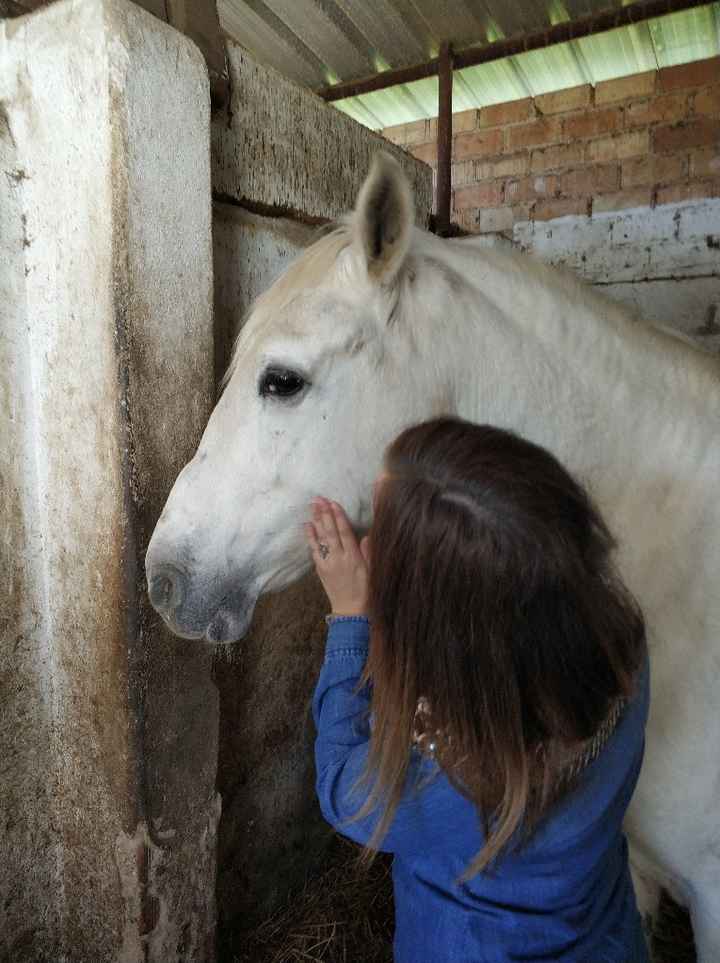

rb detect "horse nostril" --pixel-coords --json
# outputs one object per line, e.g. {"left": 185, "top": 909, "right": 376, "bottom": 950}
{"left": 149, "top": 567, "right": 186, "bottom": 614}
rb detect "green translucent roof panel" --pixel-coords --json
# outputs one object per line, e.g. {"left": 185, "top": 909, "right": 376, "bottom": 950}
{"left": 331, "top": 3, "right": 720, "bottom": 129}
{"left": 511, "top": 41, "right": 587, "bottom": 94}
{"left": 649, "top": 4, "right": 720, "bottom": 66}
{"left": 576, "top": 22, "right": 658, "bottom": 81}
{"left": 456, "top": 59, "right": 531, "bottom": 106}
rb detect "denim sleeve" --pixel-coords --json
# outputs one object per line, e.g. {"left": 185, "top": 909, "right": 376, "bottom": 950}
{"left": 312, "top": 617, "right": 464, "bottom": 854}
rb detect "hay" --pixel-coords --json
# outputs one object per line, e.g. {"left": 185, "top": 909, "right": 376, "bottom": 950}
{"left": 236, "top": 837, "right": 696, "bottom": 963}
{"left": 233, "top": 835, "right": 394, "bottom": 963}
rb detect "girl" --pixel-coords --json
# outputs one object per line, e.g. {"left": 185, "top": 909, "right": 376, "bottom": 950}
{"left": 304, "top": 416, "right": 649, "bottom": 963}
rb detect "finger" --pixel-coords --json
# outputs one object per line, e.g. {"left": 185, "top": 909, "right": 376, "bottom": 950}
{"left": 359, "top": 535, "right": 370, "bottom": 565}
{"left": 315, "top": 500, "right": 342, "bottom": 550}
{"left": 304, "top": 522, "right": 321, "bottom": 558}
{"left": 330, "top": 501, "right": 355, "bottom": 551}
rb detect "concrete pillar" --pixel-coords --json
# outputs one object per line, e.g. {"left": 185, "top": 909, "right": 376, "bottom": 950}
{"left": 0, "top": 2, "right": 217, "bottom": 960}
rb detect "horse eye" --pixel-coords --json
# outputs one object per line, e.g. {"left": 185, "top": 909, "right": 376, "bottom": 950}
{"left": 259, "top": 367, "right": 306, "bottom": 400}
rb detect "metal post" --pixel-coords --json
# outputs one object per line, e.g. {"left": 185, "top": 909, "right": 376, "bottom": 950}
{"left": 436, "top": 42, "right": 453, "bottom": 237}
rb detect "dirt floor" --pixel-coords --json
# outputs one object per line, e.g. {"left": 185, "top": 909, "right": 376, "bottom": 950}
{"left": 234, "top": 834, "right": 695, "bottom": 963}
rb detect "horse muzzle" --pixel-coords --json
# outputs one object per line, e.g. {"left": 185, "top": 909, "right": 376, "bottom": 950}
{"left": 146, "top": 550, "right": 258, "bottom": 643}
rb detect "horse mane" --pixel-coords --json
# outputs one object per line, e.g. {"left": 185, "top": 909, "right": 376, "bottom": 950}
{"left": 223, "top": 216, "right": 718, "bottom": 407}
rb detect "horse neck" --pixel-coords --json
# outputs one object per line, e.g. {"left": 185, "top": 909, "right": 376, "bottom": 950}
{"left": 406, "top": 238, "right": 718, "bottom": 487}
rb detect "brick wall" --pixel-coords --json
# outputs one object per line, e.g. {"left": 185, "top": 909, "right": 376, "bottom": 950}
{"left": 382, "top": 55, "right": 720, "bottom": 235}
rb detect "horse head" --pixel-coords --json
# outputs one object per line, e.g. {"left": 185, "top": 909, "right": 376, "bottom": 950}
{"left": 146, "top": 154, "right": 449, "bottom": 642}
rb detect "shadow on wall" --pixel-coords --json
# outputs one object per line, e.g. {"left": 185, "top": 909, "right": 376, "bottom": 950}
{"left": 213, "top": 572, "right": 333, "bottom": 961}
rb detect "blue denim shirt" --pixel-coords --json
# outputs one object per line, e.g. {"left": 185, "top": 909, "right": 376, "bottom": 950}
{"left": 312, "top": 617, "right": 650, "bottom": 963}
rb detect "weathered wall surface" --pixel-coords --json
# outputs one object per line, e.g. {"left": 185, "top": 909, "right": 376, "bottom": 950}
{"left": 212, "top": 43, "right": 433, "bottom": 227}
{"left": 0, "top": 2, "right": 217, "bottom": 960}
{"left": 514, "top": 198, "right": 720, "bottom": 355}
{"left": 213, "top": 204, "right": 317, "bottom": 387}
{"left": 209, "top": 44, "right": 433, "bottom": 958}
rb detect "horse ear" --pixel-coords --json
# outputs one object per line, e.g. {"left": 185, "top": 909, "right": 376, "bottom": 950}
{"left": 354, "top": 152, "right": 413, "bottom": 282}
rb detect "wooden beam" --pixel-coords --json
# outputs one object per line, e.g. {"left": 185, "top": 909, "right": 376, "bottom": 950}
{"left": 317, "top": 0, "right": 710, "bottom": 102}
{"left": 436, "top": 42, "right": 453, "bottom": 237}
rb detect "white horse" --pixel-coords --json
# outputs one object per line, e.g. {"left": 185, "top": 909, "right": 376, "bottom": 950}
{"left": 146, "top": 153, "right": 720, "bottom": 958}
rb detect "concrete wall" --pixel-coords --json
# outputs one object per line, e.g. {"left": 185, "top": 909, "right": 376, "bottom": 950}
{"left": 0, "top": 2, "right": 218, "bottom": 960}
{"left": 209, "top": 42, "right": 433, "bottom": 958}
{"left": 514, "top": 197, "right": 720, "bottom": 355}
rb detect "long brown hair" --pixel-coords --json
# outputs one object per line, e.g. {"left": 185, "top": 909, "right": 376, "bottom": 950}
{"left": 353, "top": 417, "right": 645, "bottom": 878}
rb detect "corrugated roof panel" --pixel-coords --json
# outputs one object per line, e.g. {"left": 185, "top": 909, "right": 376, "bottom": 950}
{"left": 511, "top": 42, "right": 587, "bottom": 94}
{"left": 219, "top": 2, "right": 720, "bottom": 130}
{"left": 576, "top": 22, "right": 658, "bottom": 82}
{"left": 649, "top": 3, "right": 720, "bottom": 66}
{"left": 352, "top": 85, "right": 429, "bottom": 126}
{"left": 262, "top": 0, "right": 375, "bottom": 80}
{"left": 406, "top": 0, "right": 490, "bottom": 48}
{"left": 407, "top": 75, "right": 445, "bottom": 114}
{"left": 335, "top": 0, "right": 428, "bottom": 66}
{"left": 220, "top": 1, "right": 327, "bottom": 87}
{"left": 332, "top": 94, "right": 383, "bottom": 127}
{"left": 487, "top": 0, "right": 562, "bottom": 40}
{"left": 457, "top": 59, "right": 531, "bottom": 106}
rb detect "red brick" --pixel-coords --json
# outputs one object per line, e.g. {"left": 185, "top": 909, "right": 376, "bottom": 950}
{"left": 474, "top": 154, "right": 530, "bottom": 181}
{"left": 535, "top": 84, "right": 592, "bottom": 115}
{"left": 586, "top": 130, "right": 649, "bottom": 163}
{"left": 595, "top": 71, "right": 656, "bottom": 105}
{"left": 382, "top": 123, "right": 408, "bottom": 146}
{"left": 625, "top": 93, "right": 688, "bottom": 128}
{"left": 451, "top": 160, "right": 474, "bottom": 186}
{"left": 409, "top": 142, "right": 437, "bottom": 165}
{"left": 653, "top": 118, "right": 720, "bottom": 153}
{"left": 563, "top": 107, "right": 622, "bottom": 140}
{"left": 473, "top": 160, "right": 494, "bottom": 180}
{"left": 511, "top": 202, "right": 533, "bottom": 224}
{"left": 655, "top": 180, "right": 720, "bottom": 205}
{"left": 659, "top": 56, "right": 720, "bottom": 92}
{"left": 621, "top": 153, "right": 687, "bottom": 188}
{"left": 479, "top": 98, "right": 534, "bottom": 128}
{"left": 592, "top": 188, "right": 653, "bottom": 213}
{"left": 488, "top": 153, "right": 530, "bottom": 178}
{"left": 560, "top": 165, "right": 619, "bottom": 196}
{"left": 507, "top": 117, "right": 563, "bottom": 151}
{"left": 453, "top": 127, "right": 505, "bottom": 160}
{"left": 504, "top": 173, "right": 559, "bottom": 203}
{"left": 453, "top": 109, "right": 479, "bottom": 133}
{"left": 512, "top": 203, "right": 534, "bottom": 224}
{"left": 690, "top": 146, "right": 720, "bottom": 178}
{"left": 532, "top": 197, "right": 589, "bottom": 221}
{"left": 455, "top": 208, "right": 481, "bottom": 233}
{"left": 453, "top": 180, "right": 504, "bottom": 211}
{"left": 694, "top": 85, "right": 720, "bottom": 117}
{"left": 404, "top": 119, "right": 432, "bottom": 145}
{"left": 530, "top": 142, "right": 584, "bottom": 172}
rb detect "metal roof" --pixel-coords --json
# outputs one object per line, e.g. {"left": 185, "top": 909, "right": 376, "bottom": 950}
{"left": 217, "top": 1, "right": 720, "bottom": 128}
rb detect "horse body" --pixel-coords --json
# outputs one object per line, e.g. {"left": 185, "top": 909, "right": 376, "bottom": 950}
{"left": 146, "top": 154, "right": 720, "bottom": 957}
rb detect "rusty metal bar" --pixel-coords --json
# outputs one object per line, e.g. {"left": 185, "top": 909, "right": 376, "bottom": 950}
{"left": 436, "top": 42, "right": 453, "bottom": 237}
{"left": 318, "top": 0, "right": 710, "bottom": 102}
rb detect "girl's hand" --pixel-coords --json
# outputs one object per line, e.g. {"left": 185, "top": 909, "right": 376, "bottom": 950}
{"left": 304, "top": 497, "right": 370, "bottom": 616}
